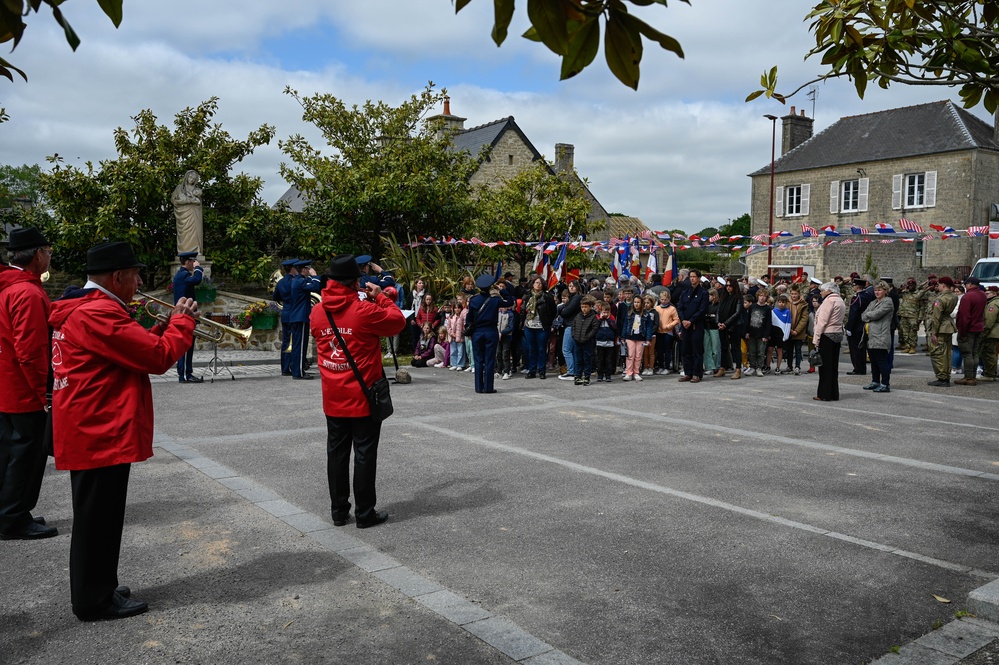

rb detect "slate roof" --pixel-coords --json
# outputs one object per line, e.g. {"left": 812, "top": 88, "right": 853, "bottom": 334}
{"left": 749, "top": 100, "right": 999, "bottom": 177}
{"left": 451, "top": 116, "right": 545, "bottom": 164}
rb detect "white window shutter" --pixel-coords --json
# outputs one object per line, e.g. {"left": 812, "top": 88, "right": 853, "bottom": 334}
{"left": 776, "top": 186, "right": 784, "bottom": 218}
{"left": 858, "top": 177, "right": 869, "bottom": 212}
{"left": 829, "top": 181, "right": 839, "bottom": 214}
{"left": 925, "top": 170, "right": 937, "bottom": 207}
{"left": 801, "top": 183, "right": 810, "bottom": 216}
{"left": 892, "top": 174, "right": 903, "bottom": 209}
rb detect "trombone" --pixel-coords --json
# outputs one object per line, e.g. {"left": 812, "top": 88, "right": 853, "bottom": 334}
{"left": 137, "top": 291, "right": 252, "bottom": 346}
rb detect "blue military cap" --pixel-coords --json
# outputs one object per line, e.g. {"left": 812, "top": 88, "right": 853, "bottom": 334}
{"left": 355, "top": 254, "right": 373, "bottom": 265}
{"left": 178, "top": 250, "right": 198, "bottom": 260}
{"left": 281, "top": 258, "right": 299, "bottom": 268}
{"left": 295, "top": 259, "right": 313, "bottom": 268}
{"left": 475, "top": 273, "right": 496, "bottom": 289}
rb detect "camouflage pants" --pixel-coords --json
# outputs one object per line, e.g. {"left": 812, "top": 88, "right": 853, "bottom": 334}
{"left": 957, "top": 332, "right": 983, "bottom": 380}
{"left": 981, "top": 338, "right": 998, "bottom": 380}
{"left": 899, "top": 317, "right": 919, "bottom": 350}
{"left": 929, "top": 332, "right": 953, "bottom": 381}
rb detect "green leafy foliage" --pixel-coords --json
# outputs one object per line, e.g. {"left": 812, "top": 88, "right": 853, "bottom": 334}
{"left": 39, "top": 98, "right": 280, "bottom": 287}
{"left": 0, "top": 0, "right": 122, "bottom": 82}
{"left": 279, "top": 83, "right": 480, "bottom": 262}
{"left": 750, "top": 1, "right": 999, "bottom": 112}
{"left": 456, "top": 0, "right": 686, "bottom": 89}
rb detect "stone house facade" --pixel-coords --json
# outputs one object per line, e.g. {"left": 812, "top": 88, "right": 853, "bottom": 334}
{"left": 748, "top": 101, "right": 992, "bottom": 281}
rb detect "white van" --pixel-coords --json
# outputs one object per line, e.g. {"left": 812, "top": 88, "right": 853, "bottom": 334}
{"left": 969, "top": 257, "right": 999, "bottom": 289}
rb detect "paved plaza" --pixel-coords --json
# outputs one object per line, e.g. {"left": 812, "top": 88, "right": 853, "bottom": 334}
{"left": 2, "top": 349, "right": 998, "bottom": 664}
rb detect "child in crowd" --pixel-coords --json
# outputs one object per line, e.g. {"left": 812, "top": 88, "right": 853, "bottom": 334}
{"left": 446, "top": 295, "right": 468, "bottom": 370}
{"left": 411, "top": 322, "right": 438, "bottom": 367}
{"left": 594, "top": 300, "right": 618, "bottom": 382}
{"left": 622, "top": 294, "right": 654, "bottom": 381}
{"left": 616, "top": 287, "right": 634, "bottom": 372}
{"left": 554, "top": 290, "right": 570, "bottom": 373}
{"left": 497, "top": 304, "right": 514, "bottom": 380}
{"left": 640, "top": 293, "right": 659, "bottom": 375}
{"left": 770, "top": 293, "right": 792, "bottom": 373}
{"left": 746, "top": 291, "right": 771, "bottom": 376}
{"left": 703, "top": 288, "right": 721, "bottom": 376}
{"left": 787, "top": 286, "right": 809, "bottom": 375}
{"left": 571, "top": 295, "right": 599, "bottom": 385}
{"left": 429, "top": 325, "right": 450, "bottom": 367}
{"left": 807, "top": 294, "right": 821, "bottom": 373}
{"left": 654, "top": 290, "right": 679, "bottom": 374}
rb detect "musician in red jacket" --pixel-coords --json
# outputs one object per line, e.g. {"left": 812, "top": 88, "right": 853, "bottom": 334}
{"left": 310, "top": 254, "right": 406, "bottom": 529}
{"left": 0, "top": 227, "right": 57, "bottom": 540}
{"left": 50, "top": 241, "right": 197, "bottom": 621}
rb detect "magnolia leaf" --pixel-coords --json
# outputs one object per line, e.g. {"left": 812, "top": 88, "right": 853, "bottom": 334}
{"left": 931, "top": 594, "right": 951, "bottom": 603}
{"left": 745, "top": 90, "right": 765, "bottom": 102}
{"left": 50, "top": 6, "right": 80, "bottom": 51}
{"left": 492, "top": 0, "right": 514, "bottom": 46}
{"left": 605, "top": 12, "right": 641, "bottom": 90}
{"left": 522, "top": 25, "right": 542, "bottom": 42}
{"left": 560, "top": 18, "right": 599, "bottom": 80}
{"left": 97, "top": 0, "right": 123, "bottom": 27}
{"left": 0, "top": 54, "right": 25, "bottom": 81}
{"left": 455, "top": 0, "right": 473, "bottom": 11}
{"left": 527, "top": 0, "right": 569, "bottom": 56}
{"left": 629, "top": 13, "right": 684, "bottom": 57}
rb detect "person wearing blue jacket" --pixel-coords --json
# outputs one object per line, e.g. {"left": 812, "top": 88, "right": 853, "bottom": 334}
{"left": 467, "top": 274, "right": 515, "bottom": 393}
{"left": 272, "top": 258, "right": 298, "bottom": 376}
{"left": 289, "top": 259, "right": 322, "bottom": 379}
{"left": 677, "top": 269, "right": 710, "bottom": 383}
{"left": 173, "top": 251, "right": 204, "bottom": 383}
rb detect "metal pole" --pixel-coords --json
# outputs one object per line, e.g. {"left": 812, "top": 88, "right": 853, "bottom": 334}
{"left": 764, "top": 114, "right": 779, "bottom": 278}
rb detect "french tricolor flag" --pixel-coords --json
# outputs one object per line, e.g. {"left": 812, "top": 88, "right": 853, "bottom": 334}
{"left": 875, "top": 223, "right": 896, "bottom": 233}
{"left": 930, "top": 224, "right": 956, "bottom": 233}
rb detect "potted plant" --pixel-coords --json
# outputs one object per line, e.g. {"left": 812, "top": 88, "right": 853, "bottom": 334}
{"left": 232, "top": 301, "right": 280, "bottom": 330}
{"left": 127, "top": 297, "right": 157, "bottom": 329}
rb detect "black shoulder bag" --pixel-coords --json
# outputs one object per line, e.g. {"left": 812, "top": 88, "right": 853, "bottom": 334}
{"left": 325, "top": 311, "right": 394, "bottom": 423}
{"left": 463, "top": 304, "right": 478, "bottom": 337}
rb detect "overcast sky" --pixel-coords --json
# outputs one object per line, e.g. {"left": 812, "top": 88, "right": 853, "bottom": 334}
{"left": 3, "top": 0, "right": 987, "bottom": 235}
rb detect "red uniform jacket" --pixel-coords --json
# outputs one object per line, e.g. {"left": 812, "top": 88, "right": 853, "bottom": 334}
{"left": 0, "top": 266, "right": 50, "bottom": 413}
{"left": 49, "top": 289, "right": 196, "bottom": 471}
{"left": 310, "top": 282, "right": 406, "bottom": 418}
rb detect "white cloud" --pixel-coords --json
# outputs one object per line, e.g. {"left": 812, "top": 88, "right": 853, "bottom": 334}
{"left": 3, "top": 0, "right": 990, "bottom": 236}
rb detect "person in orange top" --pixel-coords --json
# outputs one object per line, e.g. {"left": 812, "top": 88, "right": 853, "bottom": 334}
{"left": 50, "top": 241, "right": 197, "bottom": 621}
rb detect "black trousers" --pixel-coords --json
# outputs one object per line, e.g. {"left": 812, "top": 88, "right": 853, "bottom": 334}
{"left": 326, "top": 416, "right": 381, "bottom": 523}
{"left": 0, "top": 410, "right": 48, "bottom": 534}
{"left": 847, "top": 330, "right": 867, "bottom": 374}
{"left": 70, "top": 463, "right": 131, "bottom": 619}
{"left": 473, "top": 331, "right": 498, "bottom": 392}
{"left": 176, "top": 341, "right": 195, "bottom": 380}
{"left": 680, "top": 326, "right": 705, "bottom": 378}
{"left": 817, "top": 335, "right": 841, "bottom": 401}
{"left": 280, "top": 320, "right": 292, "bottom": 374}
{"left": 720, "top": 329, "right": 741, "bottom": 370}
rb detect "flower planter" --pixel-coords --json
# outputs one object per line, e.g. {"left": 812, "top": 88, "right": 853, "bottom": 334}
{"left": 136, "top": 313, "right": 158, "bottom": 329}
{"left": 252, "top": 312, "right": 278, "bottom": 330}
{"left": 195, "top": 285, "right": 217, "bottom": 304}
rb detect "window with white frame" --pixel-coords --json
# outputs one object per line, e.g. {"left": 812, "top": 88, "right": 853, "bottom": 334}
{"left": 829, "top": 178, "right": 869, "bottom": 213}
{"left": 785, "top": 186, "right": 801, "bottom": 215}
{"left": 892, "top": 171, "right": 937, "bottom": 209}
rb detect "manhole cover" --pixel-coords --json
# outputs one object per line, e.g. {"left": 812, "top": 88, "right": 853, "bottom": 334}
{"left": 959, "top": 639, "right": 999, "bottom": 664}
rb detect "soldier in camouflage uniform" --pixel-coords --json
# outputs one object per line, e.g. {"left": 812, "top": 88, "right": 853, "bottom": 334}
{"left": 980, "top": 286, "right": 999, "bottom": 382}
{"left": 927, "top": 276, "right": 957, "bottom": 387}
{"left": 897, "top": 278, "right": 921, "bottom": 354}
{"left": 917, "top": 275, "right": 937, "bottom": 353}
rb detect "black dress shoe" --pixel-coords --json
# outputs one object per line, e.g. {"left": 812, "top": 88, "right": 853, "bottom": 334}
{"left": 32, "top": 515, "right": 45, "bottom": 525}
{"left": 292, "top": 374, "right": 314, "bottom": 380}
{"left": 484, "top": 389, "right": 497, "bottom": 393}
{"left": 928, "top": 379, "right": 951, "bottom": 387}
{"left": 846, "top": 371, "right": 864, "bottom": 375}
{"left": 356, "top": 511, "right": 388, "bottom": 529}
{"left": 185, "top": 375, "right": 204, "bottom": 383}
{"left": 79, "top": 591, "right": 148, "bottom": 622}
{"left": 116, "top": 585, "right": 131, "bottom": 598}
{"left": 0, "top": 521, "right": 58, "bottom": 540}
{"left": 282, "top": 371, "right": 293, "bottom": 376}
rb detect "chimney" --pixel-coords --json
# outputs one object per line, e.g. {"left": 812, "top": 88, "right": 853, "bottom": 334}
{"left": 781, "top": 106, "right": 814, "bottom": 155}
{"left": 429, "top": 95, "right": 466, "bottom": 140}
{"left": 554, "top": 143, "right": 574, "bottom": 173}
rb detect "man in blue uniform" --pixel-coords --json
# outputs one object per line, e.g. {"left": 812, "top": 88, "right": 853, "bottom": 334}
{"left": 467, "top": 274, "right": 515, "bottom": 394}
{"left": 355, "top": 255, "right": 397, "bottom": 291}
{"left": 273, "top": 258, "right": 298, "bottom": 377}
{"left": 289, "top": 259, "right": 322, "bottom": 380}
{"left": 173, "top": 251, "right": 204, "bottom": 383}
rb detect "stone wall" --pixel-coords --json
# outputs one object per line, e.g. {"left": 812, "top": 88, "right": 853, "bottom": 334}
{"left": 470, "top": 131, "right": 539, "bottom": 190}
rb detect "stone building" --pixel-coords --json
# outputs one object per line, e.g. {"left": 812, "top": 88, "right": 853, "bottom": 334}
{"left": 276, "top": 98, "right": 610, "bottom": 239}
{"left": 747, "top": 101, "right": 992, "bottom": 281}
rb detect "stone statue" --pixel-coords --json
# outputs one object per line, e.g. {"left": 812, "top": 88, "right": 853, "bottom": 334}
{"left": 172, "top": 170, "right": 203, "bottom": 255}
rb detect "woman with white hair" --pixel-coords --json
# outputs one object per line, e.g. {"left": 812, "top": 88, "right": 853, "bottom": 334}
{"left": 812, "top": 282, "right": 845, "bottom": 401}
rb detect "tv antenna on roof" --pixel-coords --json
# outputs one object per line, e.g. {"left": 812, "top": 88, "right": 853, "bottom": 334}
{"left": 807, "top": 87, "right": 818, "bottom": 119}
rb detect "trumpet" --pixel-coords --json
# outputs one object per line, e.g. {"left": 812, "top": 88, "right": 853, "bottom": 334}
{"left": 137, "top": 291, "right": 252, "bottom": 346}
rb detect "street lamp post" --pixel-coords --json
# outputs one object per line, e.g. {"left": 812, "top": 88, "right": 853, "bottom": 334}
{"left": 764, "top": 114, "right": 778, "bottom": 277}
